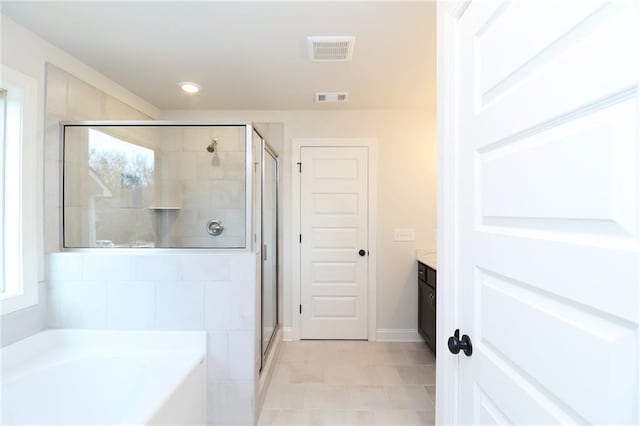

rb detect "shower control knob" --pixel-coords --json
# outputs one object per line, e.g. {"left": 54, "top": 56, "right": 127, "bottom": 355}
{"left": 206, "top": 219, "right": 224, "bottom": 236}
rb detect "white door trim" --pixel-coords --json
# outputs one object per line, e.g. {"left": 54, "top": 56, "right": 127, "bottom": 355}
{"left": 290, "top": 138, "right": 377, "bottom": 341}
{"left": 436, "top": 1, "right": 469, "bottom": 425}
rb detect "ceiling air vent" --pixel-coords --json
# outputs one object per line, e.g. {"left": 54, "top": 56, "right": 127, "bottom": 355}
{"left": 315, "top": 92, "right": 349, "bottom": 103}
{"left": 307, "top": 36, "right": 355, "bottom": 61}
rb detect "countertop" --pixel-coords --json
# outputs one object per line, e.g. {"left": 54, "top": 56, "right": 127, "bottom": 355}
{"left": 416, "top": 249, "right": 437, "bottom": 270}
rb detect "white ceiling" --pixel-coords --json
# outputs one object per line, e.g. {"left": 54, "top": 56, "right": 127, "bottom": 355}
{"left": 2, "top": 1, "right": 436, "bottom": 110}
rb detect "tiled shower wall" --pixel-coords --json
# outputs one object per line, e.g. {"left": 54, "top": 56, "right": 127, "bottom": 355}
{"left": 47, "top": 252, "right": 256, "bottom": 425}
{"left": 45, "top": 63, "right": 152, "bottom": 252}
{"left": 63, "top": 124, "right": 247, "bottom": 248}
{"left": 155, "top": 125, "right": 247, "bottom": 248}
{"left": 50, "top": 63, "right": 246, "bottom": 249}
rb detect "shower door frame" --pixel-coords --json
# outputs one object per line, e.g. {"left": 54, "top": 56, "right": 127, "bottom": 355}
{"left": 260, "top": 134, "right": 279, "bottom": 369}
{"left": 58, "top": 121, "right": 255, "bottom": 252}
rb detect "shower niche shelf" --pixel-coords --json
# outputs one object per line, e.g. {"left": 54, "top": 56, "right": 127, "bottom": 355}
{"left": 147, "top": 205, "right": 182, "bottom": 211}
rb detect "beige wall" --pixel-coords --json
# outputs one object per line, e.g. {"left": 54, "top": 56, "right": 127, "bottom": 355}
{"left": 161, "top": 109, "right": 437, "bottom": 333}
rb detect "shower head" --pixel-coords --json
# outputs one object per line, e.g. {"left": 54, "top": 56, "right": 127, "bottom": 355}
{"left": 206, "top": 139, "right": 218, "bottom": 153}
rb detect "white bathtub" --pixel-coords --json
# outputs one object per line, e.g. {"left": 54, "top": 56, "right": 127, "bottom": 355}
{"left": 0, "top": 330, "right": 207, "bottom": 425}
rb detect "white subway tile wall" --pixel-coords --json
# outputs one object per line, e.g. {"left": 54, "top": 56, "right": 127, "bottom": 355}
{"left": 48, "top": 280, "right": 108, "bottom": 328}
{"left": 106, "top": 281, "right": 155, "bottom": 329}
{"left": 155, "top": 281, "right": 206, "bottom": 330}
{"left": 132, "top": 255, "right": 180, "bottom": 281}
{"left": 205, "top": 281, "right": 255, "bottom": 330}
{"left": 47, "top": 252, "right": 256, "bottom": 425}
{"left": 228, "top": 330, "right": 255, "bottom": 380}
{"left": 210, "top": 381, "right": 255, "bottom": 425}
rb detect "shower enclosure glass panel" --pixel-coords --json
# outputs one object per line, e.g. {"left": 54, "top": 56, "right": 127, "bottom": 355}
{"left": 252, "top": 129, "right": 262, "bottom": 252}
{"left": 63, "top": 124, "right": 247, "bottom": 248}
{"left": 261, "top": 146, "right": 278, "bottom": 363}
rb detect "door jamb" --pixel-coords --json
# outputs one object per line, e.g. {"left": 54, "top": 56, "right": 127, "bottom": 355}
{"left": 290, "top": 138, "right": 378, "bottom": 341}
{"left": 437, "top": 1, "right": 470, "bottom": 425}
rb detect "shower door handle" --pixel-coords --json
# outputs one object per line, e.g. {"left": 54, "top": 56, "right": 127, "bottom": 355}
{"left": 263, "top": 244, "right": 267, "bottom": 261}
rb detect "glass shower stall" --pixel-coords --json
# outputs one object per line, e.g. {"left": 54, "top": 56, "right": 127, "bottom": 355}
{"left": 61, "top": 121, "right": 279, "bottom": 364}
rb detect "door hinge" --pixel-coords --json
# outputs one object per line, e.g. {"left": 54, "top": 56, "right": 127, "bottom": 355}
{"left": 299, "top": 304, "right": 302, "bottom": 314}
{"left": 297, "top": 162, "right": 302, "bottom": 173}
{"left": 299, "top": 234, "right": 302, "bottom": 243}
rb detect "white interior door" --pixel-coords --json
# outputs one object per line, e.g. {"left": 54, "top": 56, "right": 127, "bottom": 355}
{"left": 444, "top": 0, "right": 640, "bottom": 424}
{"left": 300, "top": 146, "right": 368, "bottom": 339}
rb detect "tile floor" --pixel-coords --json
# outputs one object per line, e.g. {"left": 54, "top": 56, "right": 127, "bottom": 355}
{"left": 259, "top": 341, "right": 436, "bottom": 425}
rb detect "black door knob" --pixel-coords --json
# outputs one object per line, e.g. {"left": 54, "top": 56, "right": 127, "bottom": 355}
{"left": 448, "top": 329, "right": 473, "bottom": 356}
{"left": 358, "top": 249, "right": 366, "bottom": 256}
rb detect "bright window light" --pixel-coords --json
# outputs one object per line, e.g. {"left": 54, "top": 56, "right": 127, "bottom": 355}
{"left": 0, "top": 65, "right": 38, "bottom": 315}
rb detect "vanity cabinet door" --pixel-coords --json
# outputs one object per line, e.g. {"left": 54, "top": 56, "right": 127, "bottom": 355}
{"left": 419, "top": 279, "right": 435, "bottom": 352}
{"left": 425, "top": 285, "right": 436, "bottom": 353}
{"left": 418, "top": 262, "right": 437, "bottom": 355}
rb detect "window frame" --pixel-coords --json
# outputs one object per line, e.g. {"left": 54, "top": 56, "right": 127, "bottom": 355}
{"left": 0, "top": 65, "right": 39, "bottom": 315}
{"left": 0, "top": 88, "right": 6, "bottom": 294}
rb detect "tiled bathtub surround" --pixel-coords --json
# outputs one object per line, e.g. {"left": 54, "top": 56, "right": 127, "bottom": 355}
{"left": 46, "top": 252, "right": 256, "bottom": 425}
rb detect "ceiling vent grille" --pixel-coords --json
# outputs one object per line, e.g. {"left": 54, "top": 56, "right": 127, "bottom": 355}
{"left": 315, "top": 92, "right": 349, "bottom": 103}
{"left": 307, "top": 36, "right": 355, "bottom": 61}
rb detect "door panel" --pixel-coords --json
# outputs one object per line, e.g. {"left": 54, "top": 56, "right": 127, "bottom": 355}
{"left": 470, "top": 3, "right": 637, "bottom": 146}
{"left": 479, "top": 99, "right": 637, "bottom": 237}
{"left": 451, "top": 1, "right": 639, "bottom": 424}
{"left": 301, "top": 147, "right": 368, "bottom": 339}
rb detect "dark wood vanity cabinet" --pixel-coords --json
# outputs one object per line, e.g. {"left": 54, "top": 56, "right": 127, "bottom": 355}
{"left": 418, "top": 261, "right": 436, "bottom": 355}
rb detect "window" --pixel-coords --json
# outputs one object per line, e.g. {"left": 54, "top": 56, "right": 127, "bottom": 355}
{"left": 0, "top": 89, "right": 6, "bottom": 293}
{"left": 88, "top": 128, "right": 155, "bottom": 193}
{"left": 0, "top": 65, "right": 38, "bottom": 315}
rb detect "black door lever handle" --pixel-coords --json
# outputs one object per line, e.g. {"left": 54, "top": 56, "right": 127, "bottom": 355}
{"left": 448, "top": 329, "right": 473, "bottom": 356}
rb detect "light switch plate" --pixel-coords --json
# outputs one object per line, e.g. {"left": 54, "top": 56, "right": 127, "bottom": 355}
{"left": 394, "top": 228, "right": 415, "bottom": 241}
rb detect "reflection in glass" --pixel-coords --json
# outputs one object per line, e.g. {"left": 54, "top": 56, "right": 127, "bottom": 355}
{"left": 89, "top": 129, "right": 154, "bottom": 198}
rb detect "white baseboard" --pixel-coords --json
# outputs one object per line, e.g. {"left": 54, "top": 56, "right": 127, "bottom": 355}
{"left": 282, "top": 327, "right": 420, "bottom": 342}
{"left": 282, "top": 326, "right": 297, "bottom": 341}
{"left": 376, "top": 328, "right": 422, "bottom": 342}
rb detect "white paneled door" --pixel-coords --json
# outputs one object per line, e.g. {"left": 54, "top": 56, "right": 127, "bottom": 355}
{"left": 300, "top": 147, "right": 368, "bottom": 339}
{"left": 442, "top": 0, "right": 639, "bottom": 424}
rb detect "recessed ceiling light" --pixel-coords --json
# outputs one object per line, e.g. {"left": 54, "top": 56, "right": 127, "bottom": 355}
{"left": 179, "top": 82, "right": 200, "bottom": 94}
